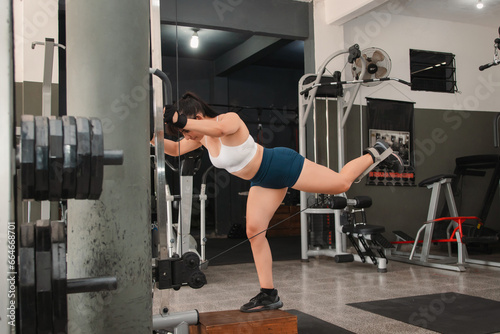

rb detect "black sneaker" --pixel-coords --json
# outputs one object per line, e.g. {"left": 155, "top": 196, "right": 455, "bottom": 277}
{"left": 365, "top": 140, "right": 404, "bottom": 173}
{"left": 240, "top": 289, "right": 283, "bottom": 313}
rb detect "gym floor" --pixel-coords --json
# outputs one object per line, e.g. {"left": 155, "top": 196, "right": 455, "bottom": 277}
{"left": 153, "top": 248, "right": 500, "bottom": 333}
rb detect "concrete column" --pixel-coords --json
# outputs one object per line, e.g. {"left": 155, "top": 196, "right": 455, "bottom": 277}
{"left": 65, "top": 1, "right": 151, "bottom": 333}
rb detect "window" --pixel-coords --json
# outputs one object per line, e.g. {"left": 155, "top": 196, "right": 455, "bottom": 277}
{"left": 409, "top": 49, "right": 457, "bottom": 93}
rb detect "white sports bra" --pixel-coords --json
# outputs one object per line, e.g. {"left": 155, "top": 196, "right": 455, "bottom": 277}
{"left": 207, "top": 117, "right": 258, "bottom": 173}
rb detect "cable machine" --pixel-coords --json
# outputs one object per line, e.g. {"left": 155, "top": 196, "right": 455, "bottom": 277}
{"left": 298, "top": 44, "right": 411, "bottom": 271}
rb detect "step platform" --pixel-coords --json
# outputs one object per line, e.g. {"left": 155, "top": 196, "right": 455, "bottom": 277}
{"left": 189, "top": 309, "right": 298, "bottom": 334}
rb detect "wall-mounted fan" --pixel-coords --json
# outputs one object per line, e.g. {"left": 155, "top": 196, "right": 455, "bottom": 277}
{"left": 351, "top": 47, "right": 391, "bottom": 86}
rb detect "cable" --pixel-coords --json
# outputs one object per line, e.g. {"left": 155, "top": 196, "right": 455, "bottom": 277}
{"left": 204, "top": 204, "right": 313, "bottom": 264}
{"left": 173, "top": 0, "right": 184, "bottom": 255}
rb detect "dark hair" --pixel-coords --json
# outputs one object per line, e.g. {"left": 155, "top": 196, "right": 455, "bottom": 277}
{"left": 166, "top": 91, "right": 220, "bottom": 136}
{"left": 178, "top": 92, "right": 219, "bottom": 118}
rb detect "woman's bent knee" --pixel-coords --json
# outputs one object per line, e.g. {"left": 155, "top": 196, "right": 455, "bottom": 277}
{"left": 246, "top": 225, "right": 267, "bottom": 241}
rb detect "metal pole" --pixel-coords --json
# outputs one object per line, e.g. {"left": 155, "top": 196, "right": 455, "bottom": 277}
{"left": 420, "top": 182, "right": 442, "bottom": 262}
{"left": 66, "top": 277, "right": 118, "bottom": 294}
{"left": 298, "top": 75, "right": 309, "bottom": 261}
{"left": 40, "top": 38, "right": 55, "bottom": 116}
{"left": 150, "top": 0, "right": 169, "bottom": 260}
{"left": 152, "top": 311, "right": 199, "bottom": 331}
{"left": 200, "top": 166, "right": 213, "bottom": 262}
{"left": 325, "top": 99, "right": 330, "bottom": 169}
{"left": 32, "top": 38, "right": 65, "bottom": 221}
{"left": 65, "top": 1, "right": 151, "bottom": 333}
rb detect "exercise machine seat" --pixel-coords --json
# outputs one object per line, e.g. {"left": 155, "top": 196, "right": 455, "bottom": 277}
{"left": 342, "top": 224, "right": 385, "bottom": 235}
{"left": 418, "top": 174, "right": 456, "bottom": 188}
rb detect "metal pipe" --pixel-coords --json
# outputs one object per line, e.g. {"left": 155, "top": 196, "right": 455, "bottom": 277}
{"left": 409, "top": 224, "right": 426, "bottom": 260}
{"left": 150, "top": 68, "right": 173, "bottom": 105}
{"left": 313, "top": 99, "right": 317, "bottom": 164}
{"left": 31, "top": 38, "right": 55, "bottom": 118}
{"left": 337, "top": 97, "right": 345, "bottom": 175}
{"left": 300, "top": 48, "right": 350, "bottom": 127}
{"left": 341, "top": 55, "right": 365, "bottom": 129}
{"left": 150, "top": 0, "right": 169, "bottom": 260}
{"left": 166, "top": 184, "right": 174, "bottom": 257}
{"left": 200, "top": 166, "right": 214, "bottom": 262}
{"left": 200, "top": 185, "right": 207, "bottom": 262}
{"left": 32, "top": 38, "right": 64, "bottom": 221}
{"left": 341, "top": 83, "right": 362, "bottom": 129}
{"left": 103, "top": 150, "right": 124, "bottom": 165}
{"left": 325, "top": 99, "right": 330, "bottom": 169}
{"left": 174, "top": 322, "right": 190, "bottom": 334}
{"left": 67, "top": 277, "right": 118, "bottom": 294}
{"left": 152, "top": 310, "right": 199, "bottom": 331}
{"left": 298, "top": 80, "right": 309, "bottom": 260}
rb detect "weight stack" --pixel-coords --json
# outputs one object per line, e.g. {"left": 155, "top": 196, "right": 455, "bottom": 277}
{"left": 309, "top": 214, "right": 335, "bottom": 248}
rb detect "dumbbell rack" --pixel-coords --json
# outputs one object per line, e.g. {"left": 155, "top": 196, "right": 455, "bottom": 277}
{"left": 16, "top": 115, "right": 123, "bottom": 333}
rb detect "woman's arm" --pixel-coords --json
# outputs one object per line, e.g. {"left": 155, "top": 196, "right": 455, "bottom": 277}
{"left": 151, "top": 136, "right": 202, "bottom": 156}
{"left": 183, "top": 112, "right": 241, "bottom": 138}
{"left": 164, "top": 137, "right": 202, "bottom": 156}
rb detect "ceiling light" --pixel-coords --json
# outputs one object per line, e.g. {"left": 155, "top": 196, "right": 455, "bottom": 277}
{"left": 190, "top": 30, "right": 199, "bottom": 49}
{"left": 477, "top": 0, "right": 484, "bottom": 9}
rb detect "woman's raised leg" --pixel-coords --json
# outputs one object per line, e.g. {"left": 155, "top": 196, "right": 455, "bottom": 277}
{"left": 293, "top": 140, "right": 403, "bottom": 194}
{"left": 292, "top": 154, "right": 373, "bottom": 195}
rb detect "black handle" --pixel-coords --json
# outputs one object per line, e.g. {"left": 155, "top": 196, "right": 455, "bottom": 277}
{"left": 479, "top": 62, "right": 495, "bottom": 71}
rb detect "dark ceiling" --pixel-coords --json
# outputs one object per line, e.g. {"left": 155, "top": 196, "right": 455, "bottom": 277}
{"left": 161, "top": 24, "right": 305, "bottom": 71}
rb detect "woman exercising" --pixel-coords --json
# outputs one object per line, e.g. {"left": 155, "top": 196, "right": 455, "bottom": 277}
{"left": 158, "top": 92, "right": 402, "bottom": 313}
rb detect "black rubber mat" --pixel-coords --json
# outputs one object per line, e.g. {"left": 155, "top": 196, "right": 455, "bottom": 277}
{"left": 286, "top": 309, "right": 355, "bottom": 334}
{"left": 205, "top": 236, "right": 301, "bottom": 266}
{"left": 348, "top": 292, "right": 500, "bottom": 334}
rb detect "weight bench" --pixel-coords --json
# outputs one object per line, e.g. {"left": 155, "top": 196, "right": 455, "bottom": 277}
{"left": 388, "top": 174, "right": 500, "bottom": 272}
{"left": 329, "top": 196, "right": 393, "bottom": 273}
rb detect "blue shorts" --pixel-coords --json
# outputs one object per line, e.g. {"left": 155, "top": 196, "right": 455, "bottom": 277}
{"left": 250, "top": 147, "right": 305, "bottom": 189}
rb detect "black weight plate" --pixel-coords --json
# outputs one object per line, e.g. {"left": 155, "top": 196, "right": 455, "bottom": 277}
{"left": 75, "top": 117, "right": 91, "bottom": 199}
{"left": 182, "top": 252, "right": 200, "bottom": 270}
{"left": 51, "top": 220, "right": 67, "bottom": 333}
{"left": 20, "top": 115, "right": 35, "bottom": 199}
{"left": 88, "top": 118, "right": 104, "bottom": 199}
{"left": 34, "top": 116, "right": 50, "bottom": 201}
{"left": 62, "top": 116, "right": 77, "bottom": 199}
{"left": 35, "top": 220, "right": 53, "bottom": 334}
{"left": 48, "top": 118, "right": 64, "bottom": 201}
{"left": 18, "top": 222, "right": 36, "bottom": 334}
{"left": 187, "top": 271, "right": 207, "bottom": 289}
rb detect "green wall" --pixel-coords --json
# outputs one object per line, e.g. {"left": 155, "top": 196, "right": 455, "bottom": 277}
{"left": 314, "top": 99, "right": 500, "bottom": 239}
